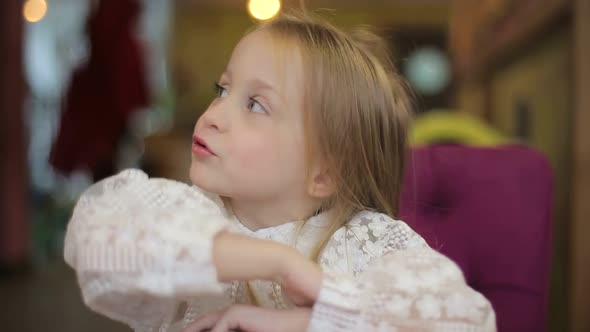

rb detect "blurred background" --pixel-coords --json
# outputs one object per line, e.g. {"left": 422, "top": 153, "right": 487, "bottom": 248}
{"left": 0, "top": 0, "right": 588, "bottom": 331}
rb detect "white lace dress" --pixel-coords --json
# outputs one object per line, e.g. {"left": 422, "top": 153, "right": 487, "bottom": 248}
{"left": 64, "top": 169, "right": 496, "bottom": 332}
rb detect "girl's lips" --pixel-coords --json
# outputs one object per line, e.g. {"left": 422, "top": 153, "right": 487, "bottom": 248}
{"left": 192, "top": 135, "right": 216, "bottom": 157}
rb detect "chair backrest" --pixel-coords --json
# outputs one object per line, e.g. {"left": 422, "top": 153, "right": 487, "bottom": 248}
{"left": 400, "top": 144, "right": 553, "bottom": 332}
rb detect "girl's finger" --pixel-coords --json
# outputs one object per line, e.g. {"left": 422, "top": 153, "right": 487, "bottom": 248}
{"left": 182, "top": 311, "right": 223, "bottom": 332}
{"left": 211, "top": 305, "right": 268, "bottom": 332}
{"left": 210, "top": 319, "right": 231, "bottom": 332}
{"left": 210, "top": 305, "right": 252, "bottom": 332}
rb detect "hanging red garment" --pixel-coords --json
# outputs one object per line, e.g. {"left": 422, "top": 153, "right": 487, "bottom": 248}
{"left": 50, "top": 0, "right": 148, "bottom": 180}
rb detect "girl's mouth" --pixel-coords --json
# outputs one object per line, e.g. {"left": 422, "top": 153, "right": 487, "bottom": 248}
{"left": 192, "top": 135, "right": 216, "bottom": 157}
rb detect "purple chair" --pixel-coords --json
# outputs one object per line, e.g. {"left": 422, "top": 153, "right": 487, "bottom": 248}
{"left": 400, "top": 145, "right": 553, "bottom": 332}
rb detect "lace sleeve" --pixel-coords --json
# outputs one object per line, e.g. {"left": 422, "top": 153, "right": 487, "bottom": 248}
{"left": 308, "top": 211, "right": 496, "bottom": 332}
{"left": 63, "top": 169, "right": 232, "bottom": 331}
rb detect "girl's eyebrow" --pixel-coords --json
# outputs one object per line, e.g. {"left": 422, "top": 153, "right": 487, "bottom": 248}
{"left": 249, "top": 78, "right": 278, "bottom": 95}
{"left": 222, "top": 69, "right": 284, "bottom": 106}
{"left": 220, "top": 71, "right": 231, "bottom": 81}
{"left": 221, "top": 71, "right": 276, "bottom": 95}
{"left": 249, "top": 78, "right": 285, "bottom": 110}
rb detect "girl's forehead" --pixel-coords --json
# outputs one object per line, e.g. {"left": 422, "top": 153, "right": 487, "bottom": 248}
{"left": 226, "top": 30, "right": 305, "bottom": 100}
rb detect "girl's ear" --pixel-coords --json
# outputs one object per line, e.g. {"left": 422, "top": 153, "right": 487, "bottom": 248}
{"left": 307, "top": 165, "right": 336, "bottom": 199}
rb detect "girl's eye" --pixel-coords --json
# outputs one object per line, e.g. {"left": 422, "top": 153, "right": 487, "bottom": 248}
{"left": 214, "top": 83, "right": 228, "bottom": 98}
{"left": 247, "top": 98, "right": 268, "bottom": 114}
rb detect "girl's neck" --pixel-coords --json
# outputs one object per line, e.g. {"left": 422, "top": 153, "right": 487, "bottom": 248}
{"left": 228, "top": 198, "right": 319, "bottom": 231}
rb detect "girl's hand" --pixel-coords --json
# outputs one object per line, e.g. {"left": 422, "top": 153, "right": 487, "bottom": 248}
{"left": 277, "top": 253, "right": 323, "bottom": 306}
{"left": 213, "top": 232, "right": 324, "bottom": 305}
{"left": 182, "top": 305, "right": 312, "bottom": 332}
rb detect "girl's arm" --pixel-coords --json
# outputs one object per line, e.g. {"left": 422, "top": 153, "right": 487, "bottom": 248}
{"left": 65, "top": 170, "right": 236, "bottom": 330}
{"left": 212, "top": 232, "right": 288, "bottom": 282}
{"left": 307, "top": 248, "right": 496, "bottom": 332}
{"left": 202, "top": 230, "right": 496, "bottom": 332}
{"left": 209, "top": 213, "right": 497, "bottom": 332}
{"left": 212, "top": 231, "right": 323, "bottom": 306}
{"left": 183, "top": 305, "right": 312, "bottom": 332}
{"left": 299, "top": 213, "right": 497, "bottom": 332}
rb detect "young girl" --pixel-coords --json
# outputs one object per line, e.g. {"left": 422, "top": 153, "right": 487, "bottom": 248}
{"left": 64, "top": 13, "right": 496, "bottom": 332}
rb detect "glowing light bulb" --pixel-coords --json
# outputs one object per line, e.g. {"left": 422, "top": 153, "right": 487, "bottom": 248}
{"left": 23, "top": 0, "right": 48, "bottom": 23}
{"left": 248, "top": 0, "right": 281, "bottom": 21}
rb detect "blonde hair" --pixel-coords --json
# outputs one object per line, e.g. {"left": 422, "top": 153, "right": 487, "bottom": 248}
{"left": 258, "top": 13, "right": 413, "bottom": 260}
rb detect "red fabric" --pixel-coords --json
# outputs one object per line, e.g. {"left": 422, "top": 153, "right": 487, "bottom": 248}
{"left": 50, "top": 0, "right": 148, "bottom": 177}
{"left": 0, "top": 0, "right": 29, "bottom": 266}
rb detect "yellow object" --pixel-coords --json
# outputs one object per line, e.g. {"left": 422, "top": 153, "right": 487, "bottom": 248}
{"left": 23, "top": 0, "right": 47, "bottom": 23}
{"left": 410, "top": 110, "right": 509, "bottom": 146}
{"left": 248, "top": 0, "right": 281, "bottom": 21}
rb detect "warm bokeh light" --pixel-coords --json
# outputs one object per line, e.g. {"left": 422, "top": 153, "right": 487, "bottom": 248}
{"left": 247, "top": 0, "right": 281, "bottom": 21}
{"left": 23, "top": 0, "right": 48, "bottom": 23}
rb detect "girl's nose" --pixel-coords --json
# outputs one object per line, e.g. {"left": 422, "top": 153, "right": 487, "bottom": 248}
{"left": 199, "top": 101, "right": 228, "bottom": 132}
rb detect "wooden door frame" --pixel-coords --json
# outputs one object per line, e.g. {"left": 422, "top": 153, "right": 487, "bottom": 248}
{"left": 570, "top": 0, "right": 590, "bottom": 330}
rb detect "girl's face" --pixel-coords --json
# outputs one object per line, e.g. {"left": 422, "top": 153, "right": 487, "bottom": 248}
{"left": 190, "top": 30, "right": 311, "bottom": 205}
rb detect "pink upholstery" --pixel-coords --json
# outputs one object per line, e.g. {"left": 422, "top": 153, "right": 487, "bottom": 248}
{"left": 400, "top": 145, "right": 553, "bottom": 332}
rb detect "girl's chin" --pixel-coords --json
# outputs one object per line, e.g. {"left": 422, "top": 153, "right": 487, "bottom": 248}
{"left": 189, "top": 165, "right": 206, "bottom": 187}
{"left": 189, "top": 171, "right": 206, "bottom": 188}
{"left": 190, "top": 169, "right": 222, "bottom": 194}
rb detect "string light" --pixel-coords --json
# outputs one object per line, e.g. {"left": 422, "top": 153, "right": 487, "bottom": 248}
{"left": 23, "top": 0, "right": 48, "bottom": 23}
{"left": 247, "top": 0, "right": 281, "bottom": 21}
